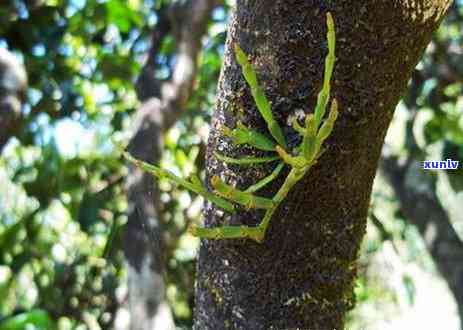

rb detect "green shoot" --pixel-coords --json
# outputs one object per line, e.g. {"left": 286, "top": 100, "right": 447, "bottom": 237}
{"left": 188, "top": 224, "right": 263, "bottom": 241}
{"left": 234, "top": 44, "right": 287, "bottom": 148}
{"left": 317, "top": 99, "right": 338, "bottom": 143}
{"left": 123, "top": 152, "right": 235, "bottom": 213}
{"left": 211, "top": 176, "right": 275, "bottom": 210}
{"left": 245, "top": 162, "right": 285, "bottom": 193}
{"left": 291, "top": 117, "right": 306, "bottom": 135}
{"left": 313, "top": 12, "right": 336, "bottom": 126}
{"left": 222, "top": 122, "right": 276, "bottom": 151}
{"left": 301, "top": 114, "right": 318, "bottom": 160}
{"left": 188, "top": 12, "right": 338, "bottom": 242}
{"left": 275, "top": 147, "right": 308, "bottom": 169}
{"left": 124, "top": 12, "right": 339, "bottom": 243}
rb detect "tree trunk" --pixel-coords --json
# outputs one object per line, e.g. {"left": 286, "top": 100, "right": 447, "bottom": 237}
{"left": 194, "top": 1, "right": 452, "bottom": 329}
{"left": 0, "top": 48, "right": 27, "bottom": 154}
{"left": 124, "top": 1, "right": 218, "bottom": 329}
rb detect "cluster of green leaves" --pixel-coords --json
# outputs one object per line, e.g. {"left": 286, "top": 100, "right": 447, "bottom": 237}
{"left": 127, "top": 13, "right": 338, "bottom": 243}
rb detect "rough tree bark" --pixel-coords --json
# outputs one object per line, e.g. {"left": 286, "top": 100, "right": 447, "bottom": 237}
{"left": 382, "top": 155, "right": 463, "bottom": 329}
{"left": 194, "top": 1, "right": 452, "bottom": 329}
{"left": 123, "top": 1, "right": 218, "bottom": 329}
{"left": 0, "top": 48, "right": 27, "bottom": 154}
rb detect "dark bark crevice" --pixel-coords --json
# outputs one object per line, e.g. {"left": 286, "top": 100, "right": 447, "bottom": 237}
{"left": 194, "top": 1, "right": 451, "bottom": 329}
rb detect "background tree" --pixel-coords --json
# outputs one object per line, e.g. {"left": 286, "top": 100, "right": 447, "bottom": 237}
{"left": 377, "top": 2, "right": 463, "bottom": 327}
{"left": 123, "top": 1, "right": 218, "bottom": 329}
{"left": 0, "top": 48, "right": 27, "bottom": 152}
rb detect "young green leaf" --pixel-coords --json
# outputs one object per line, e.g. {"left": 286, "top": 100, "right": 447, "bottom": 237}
{"left": 313, "top": 12, "right": 336, "bottom": 126}
{"left": 211, "top": 176, "right": 275, "bottom": 209}
{"left": 188, "top": 224, "right": 263, "bottom": 242}
{"left": 317, "top": 99, "right": 338, "bottom": 143}
{"left": 234, "top": 44, "right": 287, "bottom": 148}
{"left": 222, "top": 122, "right": 276, "bottom": 151}
{"left": 124, "top": 152, "right": 235, "bottom": 213}
{"left": 275, "top": 146, "right": 308, "bottom": 168}
{"left": 183, "top": 12, "right": 339, "bottom": 243}
{"left": 189, "top": 174, "right": 203, "bottom": 188}
{"left": 245, "top": 162, "right": 285, "bottom": 193}
{"left": 301, "top": 114, "right": 318, "bottom": 160}
{"left": 291, "top": 117, "right": 306, "bottom": 135}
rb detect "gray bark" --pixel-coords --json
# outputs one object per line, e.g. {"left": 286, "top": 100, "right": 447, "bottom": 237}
{"left": 0, "top": 48, "right": 27, "bottom": 154}
{"left": 194, "top": 1, "right": 452, "bottom": 329}
{"left": 123, "top": 1, "right": 218, "bottom": 329}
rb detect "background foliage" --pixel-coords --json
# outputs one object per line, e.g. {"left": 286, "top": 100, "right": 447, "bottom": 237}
{"left": 0, "top": 0, "right": 461, "bottom": 329}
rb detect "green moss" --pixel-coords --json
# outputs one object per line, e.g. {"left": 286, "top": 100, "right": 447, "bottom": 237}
{"left": 203, "top": 276, "right": 223, "bottom": 306}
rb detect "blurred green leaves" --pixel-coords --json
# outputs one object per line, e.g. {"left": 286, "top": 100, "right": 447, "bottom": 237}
{"left": 106, "top": 0, "right": 143, "bottom": 33}
{"left": 0, "top": 309, "right": 54, "bottom": 330}
{"left": 0, "top": 0, "right": 227, "bottom": 328}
